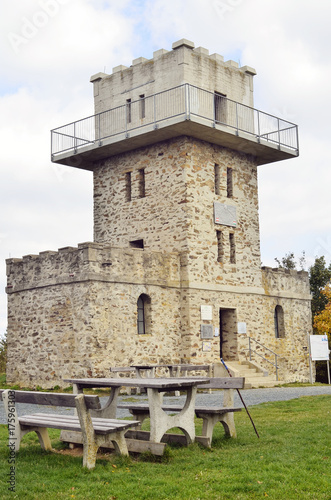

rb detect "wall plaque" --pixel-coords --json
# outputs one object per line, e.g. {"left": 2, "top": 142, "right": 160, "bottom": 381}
{"left": 202, "top": 341, "right": 212, "bottom": 352}
{"left": 201, "top": 324, "right": 213, "bottom": 339}
{"left": 214, "top": 202, "right": 237, "bottom": 227}
{"left": 237, "top": 322, "right": 247, "bottom": 334}
{"left": 201, "top": 305, "right": 212, "bottom": 320}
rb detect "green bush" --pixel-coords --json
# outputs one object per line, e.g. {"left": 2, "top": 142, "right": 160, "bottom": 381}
{"left": 0, "top": 332, "right": 7, "bottom": 373}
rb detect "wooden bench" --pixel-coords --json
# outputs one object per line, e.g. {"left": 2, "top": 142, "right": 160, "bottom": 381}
{"left": 1, "top": 389, "right": 140, "bottom": 469}
{"left": 118, "top": 377, "right": 244, "bottom": 447}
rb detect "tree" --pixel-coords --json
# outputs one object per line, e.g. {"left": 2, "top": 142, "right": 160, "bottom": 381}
{"left": 0, "top": 332, "right": 7, "bottom": 373}
{"left": 313, "top": 285, "right": 331, "bottom": 344}
{"left": 274, "top": 251, "right": 306, "bottom": 271}
{"left": 308, "top": 256, "right": 331, "bottom": 319}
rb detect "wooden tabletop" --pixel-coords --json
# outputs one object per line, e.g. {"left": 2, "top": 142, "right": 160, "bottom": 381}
{"left": 63, "top": 377, "right": 210, "bottom": 389}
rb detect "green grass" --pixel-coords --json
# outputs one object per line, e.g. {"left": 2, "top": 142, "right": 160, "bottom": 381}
{"left": 0, "top": 395, "right": 330, "bottom": 499}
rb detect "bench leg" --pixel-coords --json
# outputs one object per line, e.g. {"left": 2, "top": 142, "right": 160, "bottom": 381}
{"left": 35, "top": 427, "right": 53, "bottom": 450}
{"left": 129, "top": 410, "right": 150, "bottom": 424}
{"left": 219, "top": 413, "right": 236, "bottom": 438}
{"left": 100, "top": 431, "right": 129, "bottom": 456}
{"left": 197, "top": 412, "right": 237, "bottom": 446}
{"left": 148, "top": 387, "right": 196, "bottom": 444}
{"left": 199, "top": 415, "right": 219, "bottom": 446}
{"left": 82, "top": 440, "right": 99, "bottom": 469}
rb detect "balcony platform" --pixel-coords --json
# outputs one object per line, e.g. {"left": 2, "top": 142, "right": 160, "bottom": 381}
{"left": 51, "top": 84, "right": 299, "bottom": 170}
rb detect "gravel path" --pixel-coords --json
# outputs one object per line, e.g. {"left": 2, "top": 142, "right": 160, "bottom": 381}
{"left": 1, "top": 385, "right": 330, "bottom": 424}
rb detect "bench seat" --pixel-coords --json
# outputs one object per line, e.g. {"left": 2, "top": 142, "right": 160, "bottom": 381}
{"left": 19, "top": 413, "right": 136, "bottom": 434}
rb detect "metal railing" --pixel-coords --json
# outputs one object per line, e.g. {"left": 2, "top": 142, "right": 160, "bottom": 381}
{"left": 51, "top": 83, "right": 299, "bottom": 158}
{"left": 248, "top": 337, "right": 283, "bottom": 381}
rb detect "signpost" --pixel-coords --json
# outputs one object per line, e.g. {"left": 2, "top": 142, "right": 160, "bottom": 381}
{"left": 309, "top": 334, "right": 330, "bottom": 384}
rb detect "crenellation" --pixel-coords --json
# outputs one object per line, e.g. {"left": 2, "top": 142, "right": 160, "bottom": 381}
{"left": 225, "top": 60, "right": 239, "bottom": 68}
{"left": 193, "top": 46, "right": 209, "bottom": 56}
{"left": 210, "top": 53, "right": 225, "bottom": 63}
{"left": 112, "top": 64, "right": 129, "bottom": 74}
{"left": 132, "top": 57, "right": 149, "bottom": 66}
{"left": 153, "top": 48, "right": 169, "bottom": 59}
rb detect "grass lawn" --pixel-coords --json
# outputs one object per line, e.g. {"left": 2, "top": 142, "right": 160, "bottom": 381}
{"left": 0, "top": 395, "right": 330, "bottom": 499}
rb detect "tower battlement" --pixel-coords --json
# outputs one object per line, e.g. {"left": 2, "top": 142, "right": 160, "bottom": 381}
{"left": 90, "top": 38, "right": 257, "bottom": 115}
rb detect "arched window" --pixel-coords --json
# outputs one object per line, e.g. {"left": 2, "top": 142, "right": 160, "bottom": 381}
{"left": 274, "top": 305, "right": 285, "bottom": 338}
{"left": 137, "top": 294, "right": 151, "bottom": 335}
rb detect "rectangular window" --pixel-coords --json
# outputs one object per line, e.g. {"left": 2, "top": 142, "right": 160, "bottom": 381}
{"left": 139, "top": 94, "right": 145, "bottom": 119}
{"left": 214, "top": 92, "right": 227, "bottom": 123}
{"left": 126, "top": 98, "right": 132, "bottom": 124}
{"left": 217, "top": 230, "right": 223, "bottom": 263}
{"left": 214, "top": 163, "right": 220, "bottom": 195}
{"left": 125, "top": 172, "right": 132, "bottom": 202}
{"left": 227, "top": 167, "right": 233, "bottom": 198}
{"left": 229, "top": 233, "right": 236, "bottom": 264}
{"left": 138, "top": 168, "right": 145, "bottom": 198}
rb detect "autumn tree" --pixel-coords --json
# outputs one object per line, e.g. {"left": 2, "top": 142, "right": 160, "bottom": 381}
{"left": 313, "top": 285, "right": 331, "bottom": 343}
{"left": 309, "top": 256, "right": 331, "bottom": 319}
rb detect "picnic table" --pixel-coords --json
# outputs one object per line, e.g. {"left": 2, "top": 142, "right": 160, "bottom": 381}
{"left": 63, "top": 376, "right": 210, "bottom": 445}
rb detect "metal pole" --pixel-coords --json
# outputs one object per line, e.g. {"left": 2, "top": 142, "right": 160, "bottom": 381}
{"left": 221, "top": 358, "right": 260, "bottom": 438}
{"left": 236, "top": 102, "right": 239, "bottom": 134}
{"left": 307, "top": 332, "right": 313, "bottom": 384}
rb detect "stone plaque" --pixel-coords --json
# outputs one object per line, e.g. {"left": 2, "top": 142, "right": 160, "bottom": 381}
{"left": 200, "top": 324, "right": 213, "bottom": 339}
{"left": 202, "top": 341, "right": 212, "bottom": 352}
{"left": 214, "top": 202, "right": 237, "bottom": 227}
{"left": 201, "top": 305, "right": 212, "bottom": 320}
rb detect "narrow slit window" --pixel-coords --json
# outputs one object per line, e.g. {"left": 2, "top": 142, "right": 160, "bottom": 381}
{"left": 214, "top": 164, "right": 220, "bottom": 195}
{"left": 274, "top": 305, "right": 285, "bottom": 338}
{"left": 126, "top": 98, "right": 132, "bottom": 123}
{"left": 137, "top": 294, "right": 151, "bottom": 335}
{"left": 137, "top": 296, "right": 145, "bottom": 334}
{"left": 217, "top": 230, "right": 223, "bottom": 263}
{"left": 139, "top": 94, "right": 145, "bottom": 119}
{"left": 125, "top": 172, "right": 132, "bottom": 202}
{"left": 227, "top": 167, "right": 233, "bottom": 198}
{"left": 138, "top": 168, "right": 145, "bottom": 198}
{"left": 229, "top": 233, "right": 236, "bottom": 264}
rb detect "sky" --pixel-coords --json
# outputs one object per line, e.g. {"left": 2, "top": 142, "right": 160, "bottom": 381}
{"left": 1, "top": 0, "right": 331, "bottom": 336}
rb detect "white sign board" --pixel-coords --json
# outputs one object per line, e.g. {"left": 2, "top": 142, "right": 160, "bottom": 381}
{"left": 201, "top": 305, "right": 212, "bottom": 321}
{"left": 237, "top": 322, "right": 247, "bottom": 334}
{"left": 310, "top": 335, "right": 330, "bottom": 361}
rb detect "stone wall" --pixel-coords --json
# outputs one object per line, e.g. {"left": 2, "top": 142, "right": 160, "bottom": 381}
{"left": 6, "top": 244, "right": 183, "bottom": 387}
{"left": 6, "top": 243, "right": 312, "bottom": 387}
{"left": 93, "top": 137, "right": 262, "bottom": 288}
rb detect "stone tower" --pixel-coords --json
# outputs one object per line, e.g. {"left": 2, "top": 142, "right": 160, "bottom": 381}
{"left": 6, "top": 40, "right": 312, "bottom": 387}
